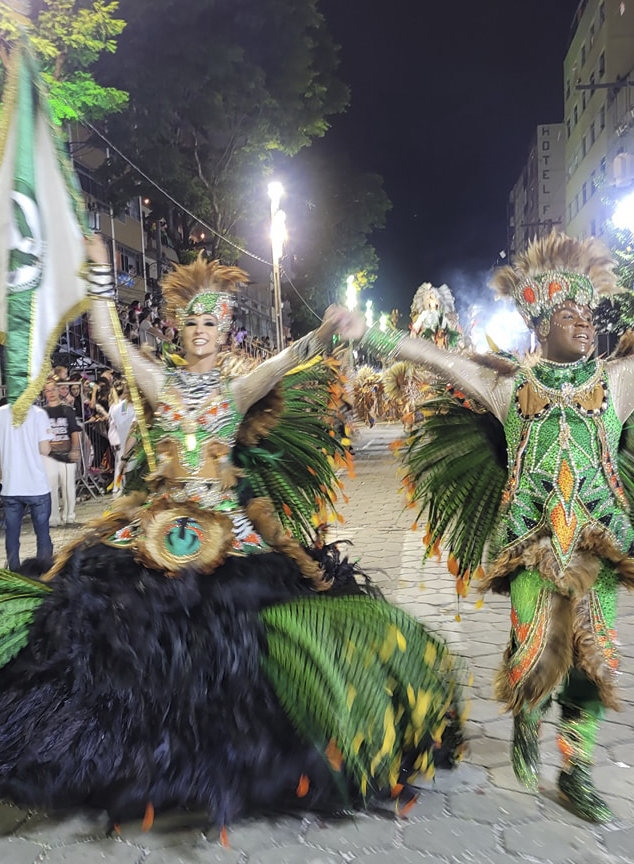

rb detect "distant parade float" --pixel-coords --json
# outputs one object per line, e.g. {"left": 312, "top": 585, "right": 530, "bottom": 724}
{"left": 352, "top": 282, "right": 462, "bottom": 427}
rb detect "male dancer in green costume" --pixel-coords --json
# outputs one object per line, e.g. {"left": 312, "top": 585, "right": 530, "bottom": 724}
{"left": 355, "top": 232, "right": 634, "bottom": 821}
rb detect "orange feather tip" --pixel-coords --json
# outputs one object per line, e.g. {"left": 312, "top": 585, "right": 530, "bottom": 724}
{"left": 141, "top": 801, "right": 154, "bottom": 832}
{"left": 326, "top": 738, "right": 343, "bottom": 772}
{"left": 296, "top": 774, "right": 310, "bottom": 797}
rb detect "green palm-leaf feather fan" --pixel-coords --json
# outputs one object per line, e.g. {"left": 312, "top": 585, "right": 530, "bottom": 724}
{"left": 0, "top": 570, "right": 52, "bottom": 669}
{"left": 260, "top": 595, "right": 466, "bottom": 800}
{"left": 233, "top": 356, "right": 352, "bottom": 543}
{"left": 403, "top": 390, "right": 507, "bottom": 596}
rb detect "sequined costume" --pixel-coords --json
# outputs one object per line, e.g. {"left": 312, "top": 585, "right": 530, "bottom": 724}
{"left": 361, "top": 232, "right": 634, "bottom": 822}
{"left": 0, "top": 271, "right": 465, "bottom": 830}
{"left": 106, "top": 367, "right": 270, "bottom": 560}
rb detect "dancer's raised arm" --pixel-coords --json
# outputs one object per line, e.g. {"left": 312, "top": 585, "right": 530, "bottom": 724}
{"left": 85, "top": 234, "right": 163, "bottom": 407}
{"left": 359, "top": 324, "right": 513, "bottom": 423}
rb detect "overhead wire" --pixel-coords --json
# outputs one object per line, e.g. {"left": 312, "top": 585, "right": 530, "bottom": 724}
{"left": 79, "top": 118, "right": 325, "bottom": 323}
{"left": 79, "top": 118, "right": 273, "bottom": 267}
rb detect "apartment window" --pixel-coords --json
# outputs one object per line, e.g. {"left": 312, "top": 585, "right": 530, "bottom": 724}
{"left": 600, "top": 106, "right": 605, "bottom": 130}
{"left": 599, "top": 2, "right": 605, "bottom": 25}
{"left": 117, "top": 245, "right": 141, "bottom": 277}
{"left": 591, "top": 170, "right": 596, "bottom": 194}
{"left": 599, "top": 51, "right": 605, "bottom": 77}
{"left": 581, "top": 43, "right": 586, "bottom": 66}
{"left": 589, "top": 72, "right": 595, "bottom": 96}
{"left": 590, "top": 121, "right": 595, "bottom": 146}
{"left": 566, "top": 79, "right": 571, "bottom": 100}
{"left": 574, "top": 194, "right": 579, "bottom": 216}
{"left": 601, "top": 156, "right": 607, "bottom": 174}
{"left": 574, "top": 104, "right": 578, "bottom": 126}
{"left": 582, "top": 136, "right": 586, "bottom": 158}
{"left": 582, "top": 91, "right": 587, "bottom": 111}
{"left": 582, "top": 182, "right": 587, "bottom": 205}
{"left": 566, "top": 119, "right": 571, "bottom": 139}
{"left": 589, "top": 23, "right": 595, "bottom": 47}
{"left": 568, "top": 203, "right": 573, "bottom": 222}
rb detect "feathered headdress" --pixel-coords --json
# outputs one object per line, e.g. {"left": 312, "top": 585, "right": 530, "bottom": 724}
{"left": 161, "top": 254, "right": 248, "bottom": 331}
{"left": 490, "top": 231, "right": 618, "bottom": 329}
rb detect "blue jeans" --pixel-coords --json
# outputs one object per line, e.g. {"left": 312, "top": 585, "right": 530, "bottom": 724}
{"left": 1, "top": 493, "right": 53, "bottom": 571}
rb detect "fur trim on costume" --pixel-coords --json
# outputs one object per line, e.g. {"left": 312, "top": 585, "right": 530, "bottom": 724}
{"left": 495, "top": 591, "right": 573, "bottom": 713}
{"left": 480, "top": 525, "right": 634, "bottom": 595}
{"left": 245, "top": 497, "right": 330, "bottom": 590}
{"left": 237, "top": 385, "right": 285, "bottom": 446}
{"left": 495, "top": 588, "right": 621, "bottom": 713}
{"left": 611, "top": 329, "right": 634, "bottom": 360}
{"left": 572, "top": 594, "right": 620, "bottom": 711}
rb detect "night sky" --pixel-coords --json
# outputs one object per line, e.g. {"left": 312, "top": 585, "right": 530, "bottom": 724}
{"left": 316, "top": 0, "right": 582, "bottom": 317}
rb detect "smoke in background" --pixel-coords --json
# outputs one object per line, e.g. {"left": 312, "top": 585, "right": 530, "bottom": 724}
{"left": 444, "top": 266, "right": 531, "bottom": 355}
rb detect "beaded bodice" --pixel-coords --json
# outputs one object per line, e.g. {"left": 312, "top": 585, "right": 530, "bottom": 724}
{"left": 496, "top": 357, "right": 634, "bottom": 570}
{"left": 148, "top": 367, "right": 246, "bottom": 508}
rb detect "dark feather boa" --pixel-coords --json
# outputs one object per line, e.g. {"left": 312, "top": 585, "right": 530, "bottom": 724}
{"left": 0, "top": 543, "right": 462, "bottom": 826}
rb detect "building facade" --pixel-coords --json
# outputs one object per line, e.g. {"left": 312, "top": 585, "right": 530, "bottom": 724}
{"left": 564, "top": 0, "right": 634, "bottom": 238}
{"left": 67, "top": 124, "right": 278, "bottom": 339}
{"left": 508, "top": 124, "right": 566, "bottom": 258}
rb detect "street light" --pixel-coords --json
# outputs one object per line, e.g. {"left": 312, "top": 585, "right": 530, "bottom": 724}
{"left": 365, "top": 299, "right": 373, "bottom": 328}
{"left": 345, "top": 274, "right": 357, "bottom": 311}
{"left": 268, "top": 181, "right": 286, "bottom": 352}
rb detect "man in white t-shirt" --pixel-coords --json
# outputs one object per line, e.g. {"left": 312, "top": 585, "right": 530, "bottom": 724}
{"left": 107, "top": 384, "right": 137, "bottom": 496}
{"left": 0, "top": 402, "right": 54, "bottom": 571}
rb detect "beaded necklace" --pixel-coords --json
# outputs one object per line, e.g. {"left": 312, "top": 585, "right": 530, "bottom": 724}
{"left": 523, "top": 358, "right": 604, "bottom": 410}
{"left": 173, "top": 367, "right": 222, "bottom": 411}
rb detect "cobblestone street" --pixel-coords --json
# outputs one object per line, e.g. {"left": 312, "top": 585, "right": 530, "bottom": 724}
{"left": 1, "top": 422, "right": 634, "bottom": 863}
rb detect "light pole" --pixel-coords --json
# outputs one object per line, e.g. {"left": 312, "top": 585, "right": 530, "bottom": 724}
{"left": 345, "top": 274, "right": 358, "bottom": 369}
{"left": 268, "top": 181, "right": 286, "bottom": 352}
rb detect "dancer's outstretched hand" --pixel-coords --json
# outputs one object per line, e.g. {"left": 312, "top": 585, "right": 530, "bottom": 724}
{"left": 318, "top": 305, "right": 367, "bottom": 342}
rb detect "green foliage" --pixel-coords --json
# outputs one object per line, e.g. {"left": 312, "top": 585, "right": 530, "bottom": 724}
{"left": 0, "top": 569, "right": 51, "bottom": 669}
{"left": 97, "top": 0, "right": 350, "bottom": 263}
{"left": 595, "top": 290, "right": 634, "bottom": 337}
{"left": 46, "top": 70, "right": 127, "bottom": 121}
{"left": 0, "top": 0, "right": 127, "bottom": 123}
{"left": 261, "top": 595, "right": 464, "bottom": 796}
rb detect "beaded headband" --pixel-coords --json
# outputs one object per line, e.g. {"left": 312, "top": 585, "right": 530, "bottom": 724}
{"left": 179, "top": 292, "right": 236, "bottom": 332}
{"left": 514, "top": 271, "right": 595, "bottom": 327}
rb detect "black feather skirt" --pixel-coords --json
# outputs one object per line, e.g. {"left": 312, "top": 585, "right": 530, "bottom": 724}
{"left": 0, "top": 544, "right": 464, "bottom": 825}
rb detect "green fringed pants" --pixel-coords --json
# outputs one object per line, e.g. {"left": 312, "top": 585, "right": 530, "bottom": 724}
{"left": 508, "top": 563, "right": 617, "bottom": 768}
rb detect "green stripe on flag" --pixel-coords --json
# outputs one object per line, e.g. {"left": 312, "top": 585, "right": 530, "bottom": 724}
{"left": 6, "top": 51, "right": 41, "bottom": 404}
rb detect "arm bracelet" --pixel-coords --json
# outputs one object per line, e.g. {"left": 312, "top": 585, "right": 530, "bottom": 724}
{"left": 288, "top": 329, "right": 331, "bottom": 364}
{"left": 87, "top": 263, "right": 115, "bottom": 299}
{"left": 359, "top": 324, "right": 407, "bottom": 363}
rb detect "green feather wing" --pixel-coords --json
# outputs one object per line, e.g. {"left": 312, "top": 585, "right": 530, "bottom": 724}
{"left": 0, "top": 570, "right": 51, "bottom": 668}
{"left": 261, "top": 595, "right": 464, "bottom": 799}
{"left": 403, "top": 391, "right": 507, "bottom": 593}
{"left": 233, "top": 360, "right": 350, "bottom": 543}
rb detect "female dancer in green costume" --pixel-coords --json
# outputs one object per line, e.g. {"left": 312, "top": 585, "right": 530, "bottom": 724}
{"left": 358, "top": 232, "right": 634, "bottom": 822}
